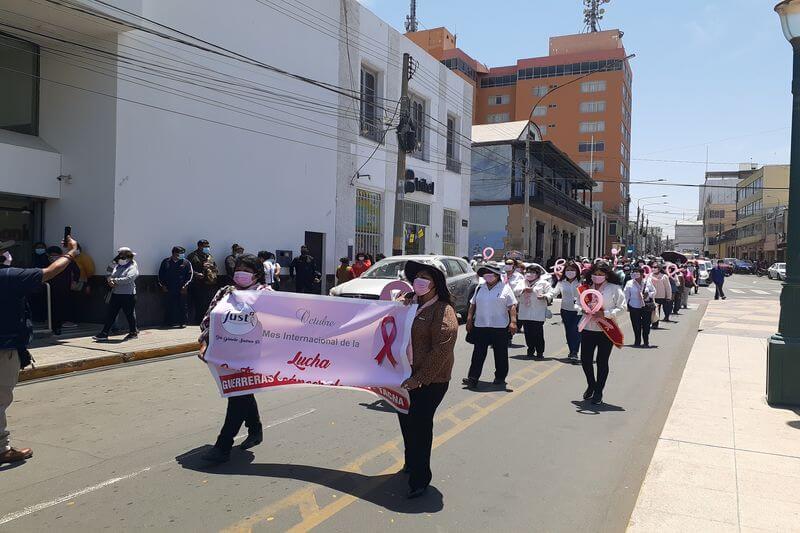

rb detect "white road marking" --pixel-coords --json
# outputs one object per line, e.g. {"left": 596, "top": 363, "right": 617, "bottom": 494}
{"left": 751, "top": 290, "right": 769, "bottom": 295}
{"left": 0, "top": 408, "right": 316, "bottom": 526}
{"left": 728, "top": 289, "right": 745, "bottom": 294}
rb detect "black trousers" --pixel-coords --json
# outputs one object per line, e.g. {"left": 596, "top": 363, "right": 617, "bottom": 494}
{"left": 715, "top": 282, "right": 725, "bottom": 300}
{"left": 50, "top": 289, "right": 70, "bottom": 332}
{"left": 190, "top": 285, "right": 215, "bottom": 325}
{"left": 468, "top": 327, "right": 509, "bottom": 382}
{"left": 580, "top": 330, "right": 613, "bottom": 391}
{"left": 628, "top": 306, "right": 651, "bottom": 346}
{"left": 101, "top": 294, "right": 137, "bottom": 335}
{"left": 397, "top": 382, "right": 449, "bottom": 490}
{"left": 520, "top": 320, "right": 545, "bottom": 356}
{"left": 215, "top": 394, "right": 261, "bottom": 451}
{"left": 164, "top": 290, "right": 187, "bottom": 327}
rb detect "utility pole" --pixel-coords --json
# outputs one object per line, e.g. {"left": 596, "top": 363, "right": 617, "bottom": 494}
{"left": 392, "top": 53, "right": 412, "bottom": 256}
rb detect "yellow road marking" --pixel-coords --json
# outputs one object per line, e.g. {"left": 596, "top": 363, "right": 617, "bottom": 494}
{"left": 223, "top": 353, "right": 566, "bottom": 532}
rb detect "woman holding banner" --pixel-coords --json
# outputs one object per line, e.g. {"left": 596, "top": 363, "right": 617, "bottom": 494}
{"left": 198, "top": 254, "right": 270, "bottom": 463}
{"left": 513, "top": 264, "right": 552, "bottom": 359}
{"left": 399, "top": 260, "right": 458, "bottom": 499}
{"left": 580, "top": 262, "right": 626, "bottom": 405}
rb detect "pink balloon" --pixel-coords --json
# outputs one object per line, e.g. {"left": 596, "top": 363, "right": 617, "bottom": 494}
{"left": 611, "top": 248, "right": 619, "bottom": 256}
{"left": 379, "top": 280, "right": 413, "bottom": 301}
{"left": 482, "top": 247, "right": 495, "bottom": 260}
{"left": 642, "top": 265, "right": 652, "bottom": 277}
{"left": 580, "top": 289, "right": 604, "bottom": 315}
{"left": 666, "top": 263, "right": 679, "bottom": 279}
{"left": 555, "top": 258, "right": 566, "bottom": 268}
{"left": 554, "top": 264, "right": 564, "bottom": 275}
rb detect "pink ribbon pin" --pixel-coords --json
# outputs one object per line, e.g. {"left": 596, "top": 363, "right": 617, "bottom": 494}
{"left": 374, "top": 316, "right": 398, "bottom": 367}
{"left": 578, "top": 289, "right": 605, "bottom": 332}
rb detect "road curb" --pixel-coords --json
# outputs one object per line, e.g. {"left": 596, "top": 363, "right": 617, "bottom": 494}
{"left": 19, "top": 342, "right": 199, "bottom": 382}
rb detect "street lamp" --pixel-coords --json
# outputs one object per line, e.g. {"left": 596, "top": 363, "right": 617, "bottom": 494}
{"left": 767, "top": 0, "right": 800, "bottom": 405}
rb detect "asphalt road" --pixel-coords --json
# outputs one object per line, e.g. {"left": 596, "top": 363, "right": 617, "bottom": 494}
{"left": 0, "top": 281, "right": 747, "bottom": 532}
{"left": 698, "top": 272, "right": 783, "bottom": 300}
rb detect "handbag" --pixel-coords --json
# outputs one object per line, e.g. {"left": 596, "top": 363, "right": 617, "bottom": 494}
{"left": 465, "top": 286, "right": 481, "bottom": 344}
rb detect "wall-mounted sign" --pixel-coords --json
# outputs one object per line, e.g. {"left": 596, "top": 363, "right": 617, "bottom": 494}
{"left": 404, "top": 169, "right": 435, "bottom": 195}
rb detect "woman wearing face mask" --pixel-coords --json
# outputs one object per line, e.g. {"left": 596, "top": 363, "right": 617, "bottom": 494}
{"left": 93, "top": 247, "right": 139, "bottom": 341}
{"left": 580, "top": 262, "right": 626, "bottom": 404}
{"left": 463, "top": 265, "right": 517, "bottom": 389}
{"left": 513, "top": 265, "right": 553, "bottom": 359}
{"left": 553, "top": 261, "right": 583, "bottom": 362}
{"left": 624, "top": 267, "right": 656, "bottom": 348}
{"left": 396, "top": 260, "right": 458, "bottom": 498}
{"left": 649, "top": 262, "right": 672, "bottom": 329}
{"left": 198, "top": 254, "right": 270, "bottom": 463}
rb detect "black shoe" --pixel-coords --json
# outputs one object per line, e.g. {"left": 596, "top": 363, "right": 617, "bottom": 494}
{"left": 407, "top": 486, "right": 428, "bottom": 499}
{"left": 240, "top": 427, "right": 263, "bottom": 450}
{"left": 462, "top": 377, "right": 478, "bottom": 389}
{"left": 591, "top": 389, "right": 603, "bottom": 405}
{"left": 123, "top": 332, "right": 138, "bottom": 341}
{"left": 93, "top": 332, "right": 109, "bottom": 341}
{"left": 583, "top": 386, "right": 594, "bottom": 400}
{"left": 534, "top": 354, "right": 544, "bottom": 360}
{"left": 526, "top": 352, "right": 535, "bottom": 359}
{"left": 643, "top": 342, "right": 650, "bottom": 348}
{"left": 201, "top": 446, "right": 230, "bottom": 463}
{"left": 633, "top": 342, "right": 641, "bottom": 348}
{"left": 492, "top": 379, "right": 507, "bottom": 387}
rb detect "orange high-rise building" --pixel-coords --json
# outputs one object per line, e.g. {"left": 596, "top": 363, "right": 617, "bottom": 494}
{"left": 408, "top": 28, "right": 633, "bottom": 253}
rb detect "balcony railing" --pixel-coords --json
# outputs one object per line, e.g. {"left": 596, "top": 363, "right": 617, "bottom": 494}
{"left": 510, "top": 178, "right": 593, "bottom": 228}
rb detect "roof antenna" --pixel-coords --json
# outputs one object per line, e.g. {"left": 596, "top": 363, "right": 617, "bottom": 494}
{"left": 583, "top": 0, "right": 610, "bottom": 33}
{"left": 405, "top": 0, "right": 418, "bottom": 32}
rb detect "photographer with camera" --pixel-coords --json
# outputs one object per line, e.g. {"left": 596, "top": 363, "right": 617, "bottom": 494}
{"left": 0, "top": 234, "right": 80, "bottom": 464}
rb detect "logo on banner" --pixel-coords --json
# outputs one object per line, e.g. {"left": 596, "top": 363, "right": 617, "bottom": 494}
{"left": 221, "top": 303, "right": 258, "bottom": 335}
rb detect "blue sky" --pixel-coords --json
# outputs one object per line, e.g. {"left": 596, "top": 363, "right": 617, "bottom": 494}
{"left": 361, "top": 0, "right": 792, "bottom": 237}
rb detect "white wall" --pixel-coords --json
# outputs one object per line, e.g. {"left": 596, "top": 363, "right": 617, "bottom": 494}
{"left": 0, "top": 130, "right": 61, "bottom": 198}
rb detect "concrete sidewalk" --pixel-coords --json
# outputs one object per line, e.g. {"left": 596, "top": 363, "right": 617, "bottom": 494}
{"left": 21, "top": 326, "right": 200, "bottom": 381}
{"left": 627, "top": 298, "right": 800, "bottom": 532}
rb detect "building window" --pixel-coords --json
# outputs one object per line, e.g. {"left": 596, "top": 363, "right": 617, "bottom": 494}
{"left": 620, "top": 142, "right": 629, "bottom": 160}
{"left": 538, "top": 125, "right": 547, "bottom": 136}
{"left": 581, "top": 80, "right": 607, "bottom": 93}
{"left": 578, "top": 141, "right": 605, "bottom": 152}
{"left": 410, "top": 95, "right": 426, "bottom": 160}
{"left": 486, "top": 112, "right": 509, "bottom": 123}
{"left": 609, "top": 220, "right": 618, "bottom": 237}
{"left": 593, "top": 181, "right": 604, "bottom": 192}
{"left": 532, "top": 106, "right": 547, "bottom": 117}
{"left": 479, "top": 74, "right": 517, "bottom": 88}
{"left": 360, "top": 67, "right": 381, "bottom": 142}
{"left": 443, "top": 209, "right": 458, "bottom": 256}
{"left": 579, "top": 121, "right": 605, "bottom": 133}
{"left": 533, "top": 85, "right": 548, "bottom": 97}
{"left": 579, "top": 160, "right": 605, "bottom": 173}
{"left": 446, "top": 115, "right": 460, "bottom": 173}
{"left": 619, "top": 162, "right": 628, "bottom": 179}
{"left": 0, "top": 34, "right": 39, "bottom": 136}
{"left": 517, "top": 59, "right": 622, "bottom": 81}
{"left": 488, "top": 94, "right": 510, "bottom": 106}
{"left": 580, "top": 100, "right": 606, "bottom": 113}
{"left": 355, "top": 189, "right": 382, "bottom": 258}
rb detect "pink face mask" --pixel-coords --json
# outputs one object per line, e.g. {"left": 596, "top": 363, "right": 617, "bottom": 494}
{"left": 233, "top": 271, "right": 256, "bottom": 288}
{"left": 413, "top": 278, "right": 432, "bottom": 296}
{"left": 565, "top": 270, "right": 577, "bottom": 280}
{"left": 483, "top": 273, "right": 499, "bottom": 284}
{"left": 592, "top": 275, "right": 607, "bottom": 286}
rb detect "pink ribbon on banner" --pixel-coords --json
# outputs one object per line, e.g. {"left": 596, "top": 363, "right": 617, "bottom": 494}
{"left": 482, "top": 247, "right": 495, "bottom": 261}
{"left": 578, "top": 289, "right": 604, "bottom": 332}
{"left": 379, "top": 280, "right": 413, "bottom": 301}
{"left": 374, "top": 316, "right": 398, "bottom": 367}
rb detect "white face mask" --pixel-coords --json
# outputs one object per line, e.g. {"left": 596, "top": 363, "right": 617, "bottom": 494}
{"left": 633, "top": 273, "right": 642, "bottom": 280}
{"left": 504, "top": 265, "right": 514, "bottom": 272}
{"left": 565, "top": 271, "right": 577, "bottom": 280}
{"left": 1, "top": 251, "right": 11, "bottom": 266}
{"left": 118, "top": 259, "right": 131, "bottom": 266}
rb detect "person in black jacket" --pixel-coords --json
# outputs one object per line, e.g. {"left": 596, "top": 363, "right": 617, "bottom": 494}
{"left": 46, "top": 246, "right": 79, "bottom": 335}
{"left": 158, "top": 246, "right": 193, "bottom": 328}
{"left": 289, "top": 245, "right": 319, "bottom": 294}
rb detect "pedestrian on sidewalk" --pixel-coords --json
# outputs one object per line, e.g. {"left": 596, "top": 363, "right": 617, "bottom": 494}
{"left": 350, "top": 253, "right": 371, "bottom": 278}
{"left": 553, "top": 261, "right": 583, "bottom": 363}
{"left": 198, "top": 254, "right": 270, "bottom": 463}
{"left": 463, "top": 264, "right": 517, "bottom": 389}
{"left": 624, "top": 267, "right": 656, "bottom": 348}
{"left": 289, "top": 245, "right": 319, "bottom": 294}
{"left": 671, "top": 268, "right": 684, "bottom": 316}
{"left": 335, "top": 257, "right": 355, "bottom": 285}
{"left": 46, "top": 246, "right": 80, "bottom": 335}
{"left": 681, "top": 266, "right": 694, "bottom": 309}
{"left": 513, "top": 264, "right": 553, "bottom": 360}
{"left": 158, "top": 246, "right": 193, "bottom": 328}
{"left": 710, "top": 260, "right": 727, "bottom": 300}
{"left": 580, "top": 262, "right": 626, "bottom": 405}
{"left": 0, "top": 236, "right": 80, "bottom": 464}
{"left": 650, "top": 263, "right": 673, "bottom": 328}
{"left": 187, "top": 240, "right": 219, "bottom": 324}
{"left": 94, "top": 247, "right": 139, "bottom": 341}
{"left": 397, "top": 260, "right": 457, "bottom": 499}
{"left": 223, "top": 243, "right": 244, "bottom": 280}
{"left": 69, "top": 244, "right": 96, "bottom": 325}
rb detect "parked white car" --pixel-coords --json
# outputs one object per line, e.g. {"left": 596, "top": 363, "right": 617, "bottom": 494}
{"left": 329, "top": 255, "right": 478, "bottom": 316}
{"left": 768, "top": 262, "right": 786, "bottom": 281}
{"left": 696, "top": 261, "right": 711, "bottom": 286}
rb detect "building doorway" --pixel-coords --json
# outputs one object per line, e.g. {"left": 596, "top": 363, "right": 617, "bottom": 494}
{"left": 304, "top": 231, "right": 325, "bottom": 294}
{"left": 0, "top": 194, "right": 43, "bottom": 267}
{"left": 404, "top": 223, "right": 426, "bottom": 255}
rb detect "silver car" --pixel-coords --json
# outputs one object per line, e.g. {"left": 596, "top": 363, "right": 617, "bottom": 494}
{"left": 329, "top": 255, "right": 479, "bottom": 316}
{"left": 768, "top": 262, "right": 786, "bottom": 281}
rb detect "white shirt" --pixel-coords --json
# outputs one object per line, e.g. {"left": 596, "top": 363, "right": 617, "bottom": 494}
{"left": 583, "top": 282, "right": 626, "bottom": 332}
{"left": 471, "top": 281, "right": 517, "bottom": 328}
{"left": 506, "top": 270, "right": 523, "bottom": 286}
{"left": 263, "top": 260, "right": 276, "bottom": 284}
{"left": 513, "top": 278, "right": 553, "bottom": 321}
{"left": 624, "top": 278, "right": 656, "bottom": 309}
{"left": 553, "top": 278, "right": 582, "bottom": 312}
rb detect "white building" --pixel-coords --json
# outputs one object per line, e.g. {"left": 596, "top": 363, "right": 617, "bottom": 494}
{"left": 673, "top": 220, "right": 704, "bottom": 253}
{"left": 0, "top": 0, "right": 472, "bottom": 318}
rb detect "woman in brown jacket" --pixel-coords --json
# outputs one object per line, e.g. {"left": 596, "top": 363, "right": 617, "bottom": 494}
{"left": 399, "top": 260, "right": 458, "bottom": 499}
